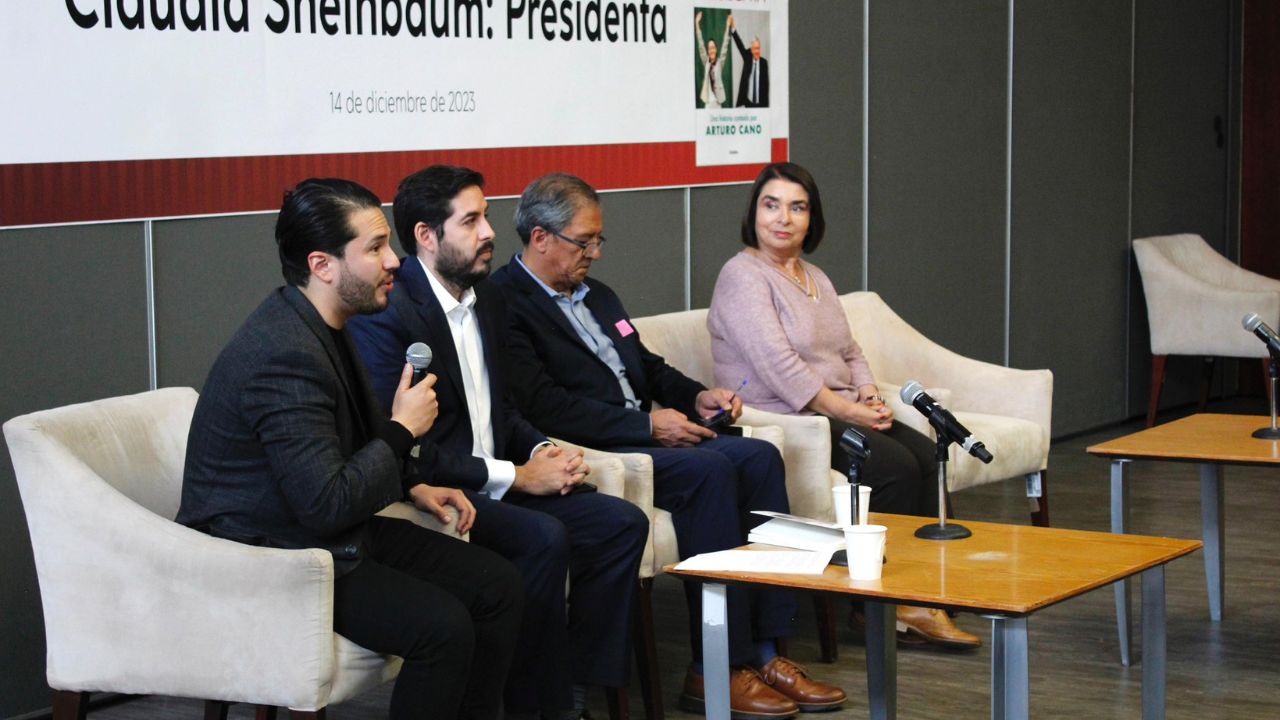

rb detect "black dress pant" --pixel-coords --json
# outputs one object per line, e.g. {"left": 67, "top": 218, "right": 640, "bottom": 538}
{"left": 827, "top": 417, "right": 939, "bottom": 518}
{"left": 333, "top": 516, "right": 524, "bottom": 720}
{"left": 467, "top": 489, "right": 649, "bottom": 714}
{"left": 616, "top": 434, "right": 797, "bottom": 666}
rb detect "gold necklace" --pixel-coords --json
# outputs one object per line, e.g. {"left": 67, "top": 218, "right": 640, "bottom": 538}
{"left": 749, "top": 249, "right": 820, "bottom": 301}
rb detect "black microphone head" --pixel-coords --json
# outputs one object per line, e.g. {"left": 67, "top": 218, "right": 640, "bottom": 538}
{"left": 899, "top": 380, "right": 924, "bottom": 404}
{"left": 406, "top": 342, "right": 433, "bottom": 371}
{"left": 1243, "top": 313, "right": 1262, "bottom": 332}
{"left": 838, "top": 427, "right": 871, "bottom": 463}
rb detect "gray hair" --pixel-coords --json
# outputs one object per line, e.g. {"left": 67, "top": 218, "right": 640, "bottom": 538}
{"left": 513, "top": 173, "right": 600, "bottom": 244}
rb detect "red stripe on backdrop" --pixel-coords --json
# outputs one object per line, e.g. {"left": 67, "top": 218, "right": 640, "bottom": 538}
{"left": 0, "top": 139, "right": 788, "bottom": 227}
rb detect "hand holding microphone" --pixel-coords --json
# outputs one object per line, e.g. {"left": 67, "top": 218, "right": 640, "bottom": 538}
{"left": 899, "top": 381, "right": 993, "bottom": 463}
{"left": 393, "top": 343, "right": 438, "bottom": 437}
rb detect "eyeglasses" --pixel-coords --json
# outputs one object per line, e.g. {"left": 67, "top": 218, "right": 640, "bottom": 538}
{"left": 548, "top": 229, "right": 607, "bottom": 253}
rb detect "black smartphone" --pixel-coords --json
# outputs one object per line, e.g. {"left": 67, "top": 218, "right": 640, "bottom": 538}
{"left": 696, "top": 411, "right": 733, "bottom": 430}
{"left": 567, "top": 481, "right": 598, "bottom": 495}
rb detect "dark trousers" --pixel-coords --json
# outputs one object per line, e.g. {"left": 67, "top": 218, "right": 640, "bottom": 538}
{"left": 828, "top": 418, "right": 939, "bottom": 517}
{"left": 467, "top": 489, "right": 649, "bottom": 713}
{"left": 615, "top": 434, "right": 797, "bottom": 666}
{"left": 334, "top": 516, "right": 523, "bottom": 720}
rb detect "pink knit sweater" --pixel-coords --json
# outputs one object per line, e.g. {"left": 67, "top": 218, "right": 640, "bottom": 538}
{"left": 707, "top": 251, "right": 876, "bottom": 415}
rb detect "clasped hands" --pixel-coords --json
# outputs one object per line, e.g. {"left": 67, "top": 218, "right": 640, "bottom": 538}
{"left": 650, "top": 387, "right": 743, "bottom": 447}
{"left": 852, "top": 384, "right": 893, "bottom": 431}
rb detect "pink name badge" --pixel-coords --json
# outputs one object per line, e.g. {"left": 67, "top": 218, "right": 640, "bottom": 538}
{"left": 615, "top": 319, "right": 636, "bottom": 337}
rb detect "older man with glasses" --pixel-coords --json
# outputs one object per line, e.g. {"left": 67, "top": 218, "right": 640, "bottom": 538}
{"left": 490, "top": 173, "right": 846, "bottom": 719}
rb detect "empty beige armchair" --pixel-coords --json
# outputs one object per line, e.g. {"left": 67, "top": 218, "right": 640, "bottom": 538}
{"left": 2, "top": 388, "right": 449, "bottom": 720}
{"left": 839, "top": 292, "right": 1054, "bottom": 526}
{"left": 1132, "top": 233, "right": 1280, "bottom": 426}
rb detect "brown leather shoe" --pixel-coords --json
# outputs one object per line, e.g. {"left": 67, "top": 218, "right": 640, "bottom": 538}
{"left": 758, "top": 657, "right": 846, "bottom": 712}
{"left": 679, "top": 666, "right": 799, "bottom": 719}
{"left": 896, "top": 606, "right": 982, "bottom": 649}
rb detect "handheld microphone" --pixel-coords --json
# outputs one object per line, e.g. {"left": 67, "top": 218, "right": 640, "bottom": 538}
{"left": 406, "top": 342, "right": 433, "bottom": 386}
{"left": 1242, "top": 313, "right": 1280, "bottom": 357}
{"left": 899, "top": 381, "right": 993, "bottom": 464}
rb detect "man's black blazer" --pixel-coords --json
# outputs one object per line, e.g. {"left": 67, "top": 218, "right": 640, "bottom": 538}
{"left": 489, "top": 254, "right": 705, "bottom": 448}
{"left": 731, "top": 29, "right": 770, "bottom": 108}
{"left": 177, "top": 286, "right": 410, "bottom": 571}
{"left": 348, "top": 259, "right": 546, "bottom": 492}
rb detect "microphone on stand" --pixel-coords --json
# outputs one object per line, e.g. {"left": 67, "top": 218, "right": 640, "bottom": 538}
{"left": 1242, "top": 313, "right": 1280, "bottom": 357}
{"left": 406, "top": 342, "right": 433, "bottom": 386}
{"left": 1242, "top": 314, "right": 1280, "bottom": 439}
{"left": 899, "top": 381, "right": 993, "bottom": 464}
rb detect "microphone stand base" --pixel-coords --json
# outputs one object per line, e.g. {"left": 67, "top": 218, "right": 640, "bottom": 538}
{"left": 1251, "top": 427, "right": 1280, "bottom": 440}
{"left": 915, "top": 522, "right": 972, "bottom": 541}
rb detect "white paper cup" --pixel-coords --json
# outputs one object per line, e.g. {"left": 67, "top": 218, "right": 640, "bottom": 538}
{"left": 842, "top": 524, "right": 887, "bottom": 580}
{"left": 832, "top": 484, "right": 872, "bottom": 526}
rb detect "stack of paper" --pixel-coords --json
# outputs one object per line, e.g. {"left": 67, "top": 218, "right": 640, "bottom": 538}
{"left": 747, "top": 511, "right": 846, "bottom": 552}
{"left": 674, "top": 549, "right": 834, "bottom": 575}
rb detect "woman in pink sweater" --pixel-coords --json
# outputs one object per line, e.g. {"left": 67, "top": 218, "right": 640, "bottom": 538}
{"left": 707, "top": 162, "right": 980, "bottom": 648}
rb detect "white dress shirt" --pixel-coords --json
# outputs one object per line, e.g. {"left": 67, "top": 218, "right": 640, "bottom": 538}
{"left": 420, "top": 258, "right": 519, "bottom": 499}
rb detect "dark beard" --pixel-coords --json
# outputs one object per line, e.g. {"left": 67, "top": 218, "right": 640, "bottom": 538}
{"left": 336, "top": 267, "right": 383, "bottom": 315}
{"left": 435, "top": 236, "right": 493, "bottom": 293}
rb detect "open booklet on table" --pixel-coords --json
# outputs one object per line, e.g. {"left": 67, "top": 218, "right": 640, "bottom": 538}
{"left": 747, "top": 510, "right": 847, "bottom": 553}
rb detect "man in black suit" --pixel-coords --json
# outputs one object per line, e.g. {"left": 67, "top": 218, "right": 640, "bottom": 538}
{"left": 489, "top": 173, "right": 846, "bottom": 718}
{"left": 348, "top": 166, "right": 647, "bottom": 720}
{"left": 178, "top": 178, "right": 522, "bottom": 720}
{"left": 729, "top": 14, "right": 769, "bottom": 108}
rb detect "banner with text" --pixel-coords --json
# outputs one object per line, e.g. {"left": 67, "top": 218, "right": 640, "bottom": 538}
{"left": 0, "top": 0, "right": 788, "bottom": 226}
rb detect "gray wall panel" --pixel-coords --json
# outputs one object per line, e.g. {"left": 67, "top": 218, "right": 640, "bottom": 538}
{"left": 690, "top": 184, "right": 749, "bottom": 309}
{"left": 1128, "top": 0, "right": 1233, "bottom": 417}
{"left": 1009, "top": 0, "right": 1133, "bottom": 436}
{"left": 594, "top": 189, "right": 688, "bottom": 317}
{"left": 866, "top": 0, "right": 1009, "bottom": 365}
{"left": 152, "top": 214, "right": 286, "bottom": 391}
{"left": 488, "top": 189, "right": 686, "bottom": 317}
{"left": 789, "top": 0, "right": 864, "bottom": 295}
{"left": 0, "top": 223, "right": 150, "bottom": 718}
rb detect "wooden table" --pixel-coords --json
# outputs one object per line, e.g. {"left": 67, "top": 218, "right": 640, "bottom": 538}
{"left": 1087, "top": 413, "right": 1280, "bottom": 665}
{"left": 667, "top": 513, "right": 1199, "bottom": 720}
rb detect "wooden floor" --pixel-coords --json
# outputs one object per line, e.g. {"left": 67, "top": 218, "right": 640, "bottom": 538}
{"left": 87, "top": 400, "right": 1279, "bottom": 720}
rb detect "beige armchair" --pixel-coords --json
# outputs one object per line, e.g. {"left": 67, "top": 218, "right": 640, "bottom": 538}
{"left": 632, "top": 294, "right": 1054, "bottom": 527}
{"left": 1132, "top": 233, "right": 1280, "bottom": 426}
{"left": 2, "top": 388, "right": 461, "bottom": 720}
{"left": 839, "top": 292, "right": 1054, "bottom": 525}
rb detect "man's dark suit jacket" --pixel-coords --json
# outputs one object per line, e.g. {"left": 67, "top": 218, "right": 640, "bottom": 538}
{"left": 347, "top": 259, "right": 546, "bottom": 491}
{"left": 731, "top": 29, "right": 770, "bottom": 107}
{"left": 177, "top": 286, "right": 413, "bottom": 572}
{"left": 488, "top": 254, "right": 706, "bottom": 448}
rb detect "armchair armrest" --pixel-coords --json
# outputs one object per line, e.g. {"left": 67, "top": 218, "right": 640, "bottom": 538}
{"left": 736, "top": 407, "right": 833, "bottom": 521}
{"left": 550, "top": 438, "right": 656, "bottom": 576}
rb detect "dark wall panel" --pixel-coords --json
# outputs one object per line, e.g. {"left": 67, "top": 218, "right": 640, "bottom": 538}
{"left": 0, "top": 223, "right": 150, "bottom": 718}
{"left": 1009, "top": 0, "right": 1133, "bottom": 436}
{"left": 1128, "top": 0, "right": 1233, "bottom": 417}
{"left": 690, "top": 184, "right": 748, "bottom": 309}
{"left": 866, "top": 0, "right": 1009, "bottom": 364}
{"left": 789, "top": 0, "right": 864, "bottom": 295}
{"left": 594, "top": 189, "right": 688, "bottom": 317}
{"left": 153, "top": 214, "right": 289, "bottom": 391}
